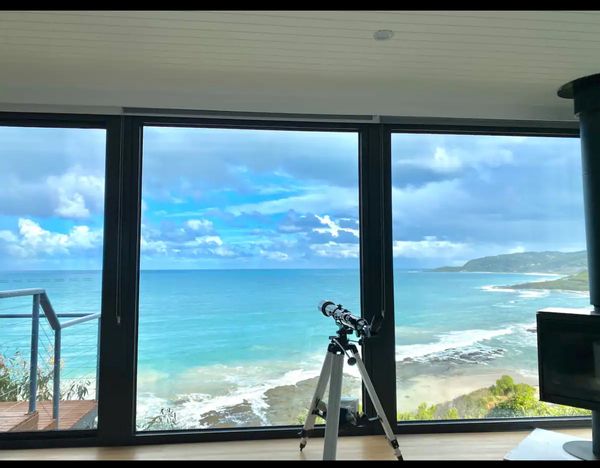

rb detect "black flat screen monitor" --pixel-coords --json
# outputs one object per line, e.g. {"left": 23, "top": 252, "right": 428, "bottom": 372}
{"left": 537, "top": 308, "right": 600, "bottom": 411}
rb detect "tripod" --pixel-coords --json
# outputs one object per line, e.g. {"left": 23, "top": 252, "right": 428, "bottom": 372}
{"left": 299, "top": 326, "right": 404, "bottom": 461}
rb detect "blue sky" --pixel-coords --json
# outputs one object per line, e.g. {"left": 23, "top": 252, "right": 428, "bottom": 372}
{"left": 0, "top": 126, "right": 587, "bottom": 270}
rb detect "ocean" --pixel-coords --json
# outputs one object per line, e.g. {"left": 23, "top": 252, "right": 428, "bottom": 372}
{"left": 0, "top": 269, "right": 590, "bottom": 429}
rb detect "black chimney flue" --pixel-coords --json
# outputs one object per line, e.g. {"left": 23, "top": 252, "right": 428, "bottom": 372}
{"left": 559, "top": 73, "right": 600, "bottom": 312}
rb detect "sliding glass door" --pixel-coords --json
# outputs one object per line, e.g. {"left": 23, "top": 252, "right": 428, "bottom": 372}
{"left": 136, "top": 125, "right": 361, "bottom": 431}
{"left": 0, "top": 123, "right": 106, "bottom": 433}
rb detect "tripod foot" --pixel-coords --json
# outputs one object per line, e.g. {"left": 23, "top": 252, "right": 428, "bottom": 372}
{"left": 389, "top": 438, "right": 403, "bottom": 461}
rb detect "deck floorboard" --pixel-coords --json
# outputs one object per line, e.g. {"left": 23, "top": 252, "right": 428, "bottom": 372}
{"left": 0, "top": 400, "right": 96, "bottom": 432}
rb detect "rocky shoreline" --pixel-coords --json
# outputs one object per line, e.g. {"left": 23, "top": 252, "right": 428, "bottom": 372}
{"left": 182, "top": 363, "right": 536, "bottom": 429}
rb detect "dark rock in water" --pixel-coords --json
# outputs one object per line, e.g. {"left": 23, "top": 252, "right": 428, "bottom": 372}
{"left": 399, "top": 346, "right": 505, "bottom": 366}
{"left": 263, "top": 375, "right": 361, "bottom": 426}
{"left": 453, "top": 348, "right": 504, "bottom": 364}
{"left": 526, "top": 328, "right": 536, "bottom": 333}
{"left": 168, "top": 374, "right": 363, "bottom": 430}
{"left": 197, "top": 401, "right": 264, "bottom": 428}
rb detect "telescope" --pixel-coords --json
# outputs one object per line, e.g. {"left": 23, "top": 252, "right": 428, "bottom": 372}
{"left": 318, "top": 300, "right": 374, "bottom": 338}
{"left": 301, "top": 301, "right": 403, "bottom": 460}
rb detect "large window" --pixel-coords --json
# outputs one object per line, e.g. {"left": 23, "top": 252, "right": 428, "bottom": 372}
{"left": 0, "top": 125, "right": 105, "bottom": 432}
{"left": 0, "top": 115, "right": 591, "bottom": 448}
{"left": 391, "top": 133, "right": 590, "bottom": 421}
{"left": 136, "top": 126, "right": 361, "bottom": 431}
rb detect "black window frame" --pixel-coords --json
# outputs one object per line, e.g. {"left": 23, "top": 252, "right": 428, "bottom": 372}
{"left": 0, "top": 112, "right": 591, "bottom": 450}
{"left": 132, "top": 116, "right": 378, "bottom": 443}
{"left": 0, "top": 112, "right": 121, "bottom": 449}
{"left": 385, "top": 121, "right": 591, "bottom": 434}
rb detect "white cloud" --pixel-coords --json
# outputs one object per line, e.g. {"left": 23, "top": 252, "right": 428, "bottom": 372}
{"left": 186, "top": 219, "right": 213, "bottom": 232}
{"left": 55, "top": 191, "right": 89, "bottom": 218}
{"left": 184, "top": 235, "right": 223, "bottom": 247}
{"left": 507, "top": 245, "right": 526, "bottom": 254}
{"left": 310, "top": 241, "right": 359, "bottom": 259}
{"left": 392, "top": 179, "right": 470, "bottom": 223}
{"left": 0, "top": 230, "right": 18, "bottom": 243}
{"left": 67, "top": 225, "right": 102, "bottom": 249}
{"left": 431, "top": 147, "right": 463, "bottom": 173}
{"left": 255, "top": 185, "right": 298, "bottom": 195}
{"left": 392, "top": 236, "right": 468, "bottom": 259}
{"left": 313, "top": 215, "right": 359, "bottom": 238}
{"left": 0, "top": 218, "right": 103, "bottom": 258}
{"left": 260, "top": 250, "right": 290, "bottom": 261}
{"left": 395, "top": 142, "right": 515, "bottom": 176}
{"left": 140, "top": 236, "right": 168, "bottom": 254}
{"left": 210, "top": 246, "right": 236, "bottom": 257}
{"left": 226, "top": 186, "right": 358, "bottom": 216}
{"left": 48, "top": 172, "right": 104, "bottom": 219}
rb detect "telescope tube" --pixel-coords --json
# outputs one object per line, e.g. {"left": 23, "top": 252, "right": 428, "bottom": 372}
{"left": 318, "top": 300, "right": 372, "bottom": 337}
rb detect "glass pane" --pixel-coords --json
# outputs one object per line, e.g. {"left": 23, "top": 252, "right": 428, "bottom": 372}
{"left": 137, "top": 127, "right": 360, "bottom": 431}
{"left": 0, "top": 126, "right": 105, "bottom": 432}
{"left": 391, "top": 133, "right": 590, "bottom": 421}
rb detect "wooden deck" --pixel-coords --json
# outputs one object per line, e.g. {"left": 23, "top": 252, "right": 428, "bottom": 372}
{"left": 0, "top": 400, "right": 97, "bottom": 432}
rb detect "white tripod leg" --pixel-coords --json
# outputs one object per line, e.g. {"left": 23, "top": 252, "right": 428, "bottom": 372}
{"left": 300, "top": 352, "right": 333, "bottom": 450}
{"left": 351, "top": 349, "right": 404, "bottom": 461}
{"left": 323, "top": 352, "right": 345, "bottom": 461}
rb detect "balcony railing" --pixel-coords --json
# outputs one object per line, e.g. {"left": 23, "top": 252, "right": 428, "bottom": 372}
{"left": 0, "top": 288, "right": 99, "bottom": 429}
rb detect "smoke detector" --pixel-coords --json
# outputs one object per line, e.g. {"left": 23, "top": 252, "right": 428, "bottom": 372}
{"left": 373, "top": 30, "right": 394, "bottom": 41}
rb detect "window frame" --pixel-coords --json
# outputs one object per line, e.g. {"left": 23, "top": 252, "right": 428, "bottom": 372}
{"left": 0, "top": 112, "right": 591, "bottom": 450}
{"left": 0, "top": 112, "right": 121, "bottom": 449}
{"left": 384, "top": 121, "right": 588, "bottom": 433}
{"left": 132, "top": 116, "right": 376, "bottom": 441}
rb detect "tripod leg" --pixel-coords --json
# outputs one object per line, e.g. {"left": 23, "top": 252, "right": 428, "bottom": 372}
{"left": 351, "top": 349, "right": 404, "bottom": 461}
{"left": 300, "top": 352, "right": 333, "bottom": 451}
{"left": 323, "top": 352, "right": 344, "bottom": 461}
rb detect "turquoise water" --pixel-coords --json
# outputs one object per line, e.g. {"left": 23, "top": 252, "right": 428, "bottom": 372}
{"left": 0, "top": 269, "right": 590, "bottom": 426}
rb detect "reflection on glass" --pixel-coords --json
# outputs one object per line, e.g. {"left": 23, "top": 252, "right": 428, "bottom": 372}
{"left": 136, "top": 127, "right": 360, "bottom": 430}
{"left": 391, "top": 133, "right": 590, "bottom": 421}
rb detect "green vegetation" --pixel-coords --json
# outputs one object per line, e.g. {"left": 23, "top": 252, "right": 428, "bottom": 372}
{"left": 0, "top": 351, "right": 53, "bottom": 402}
{"left": 433, "top": 250, "right": 587, "bottom": 275}
{"left": 397, "top": 375, "right": 591, "bottom": 421}
{"left": 138, "top": 407, "right": 179, "bottom": 431}
{"left": 507, "top": 270, "right": 589, "bottom": 292}
{"left": 0, "top": 352, "right": 91, "bottom": 404}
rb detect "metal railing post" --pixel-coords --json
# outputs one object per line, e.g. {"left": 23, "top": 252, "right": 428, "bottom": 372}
{"left": 28, "top": 293, "right": 40, "bottom": 414}
{"left": 1, "top": 289, "right": 100, "bottom": 429}
{"left": 53, "top": 327, "right": 61, "bottom": 424}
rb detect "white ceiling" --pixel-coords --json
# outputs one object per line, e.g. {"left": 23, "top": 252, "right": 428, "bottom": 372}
{"left": 1, "top": 10, "right": 599, "bottom": 121}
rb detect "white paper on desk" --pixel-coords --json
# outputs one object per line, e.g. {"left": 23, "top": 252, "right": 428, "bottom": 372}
{"left": 504, "top": 428, "right": 587, "bottom": 460}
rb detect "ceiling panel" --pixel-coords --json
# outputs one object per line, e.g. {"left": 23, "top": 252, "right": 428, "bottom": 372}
{"left": 0, "top": 10, "right": 598, "bottom": 120}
